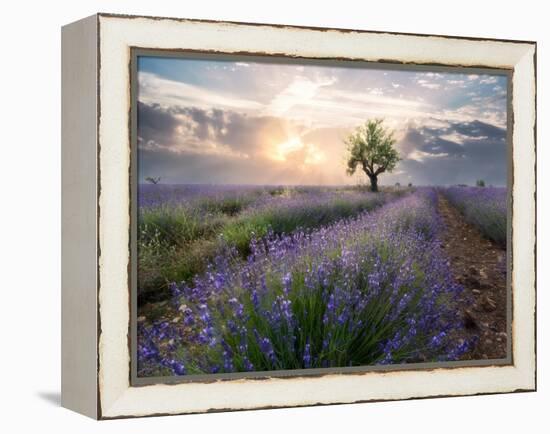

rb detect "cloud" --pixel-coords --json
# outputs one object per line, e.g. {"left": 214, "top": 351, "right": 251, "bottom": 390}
{"left": 438, "top": 100, "right": 507, "bottom": 129}
{"left": 408, "top": 149, "right": 449, "bottom": 162}
{"left": 140, "top": 68, "right": 432, "bottom": 131}
{"left": 451, "top": 120, "right": 506, "bottom": 142}
{"left": 139, "top": 71, "right": 263, "bottom": 113}
{"left": 138, "top": 102, "right": 354, "bottom": 184}
{"left": 138, "top": 102, "right": 326, "bottom": 170}
{"left": 392, "top": 120, "right": 507, "bottom": 185}
{"left": 138, "top": 102, "right": 180, "bottom": 148}
{"left": 480, "top": 76, "right": 498, "bottom": 84}
{"left": 264, "top": 84, "right": 431, "bottom": 129}
{"left": 414, "top": 72, "right": 445, "bottom": 90}
{"left": 416, "top": 79, "right": 441, "bottom": 90}
{"left": 266, "top": 75, "right": 338, "bottom": 116}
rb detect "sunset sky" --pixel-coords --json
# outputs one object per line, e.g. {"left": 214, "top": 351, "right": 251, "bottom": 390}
{"left": 137, "top": 55, "right": 508, "bottom": 186}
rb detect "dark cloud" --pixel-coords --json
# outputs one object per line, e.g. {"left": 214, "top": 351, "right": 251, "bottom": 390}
{"left": 453, "top": 120, "right": 506, "bottom": 140}
{"left": 138, "top": 102, "right": 290, "bottom": 156}
{"left": 138, "top": 102, "right": 180, "bottom": 147}
{"left": 395, "top": 120, "right": 507, "bottom": 186}
{"left": 398, "top": 127, "right": 463, "bottom": 157}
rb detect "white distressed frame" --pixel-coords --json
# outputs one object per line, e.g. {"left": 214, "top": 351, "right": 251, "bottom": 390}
{"left": 63, "top": 13, "right": 536, "bottom": 419}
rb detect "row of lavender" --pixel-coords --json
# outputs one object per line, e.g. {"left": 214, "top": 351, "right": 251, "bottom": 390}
{"left": 138, "top": 188, "right": 471, "bottom": 376}
{"left": 138, "top": 185, "right": 400, "bottom": 301}
{"left": 441, "top": 187, "right": 507, "bottom": 247}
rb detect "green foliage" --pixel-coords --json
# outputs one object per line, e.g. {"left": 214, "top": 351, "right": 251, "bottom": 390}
{"left": 137, "top": 206, "right": 228, "bottom": 301}
{"left": 139, "top": 205, "right": 225, "bottom": 246}
{"left": 196, "top": 196, "right": 255, "bottom": 216}
{"left": 345, "top": 119, "right": 401, "bottom": 191}
{"left": 137, "top": 188, "right": 402, "bottom": 302}
{"left": 476, "top": 179, "right": 486, "bottom": 187}
{"left": 221, "top": 195, "right": 388, "bottom": 256}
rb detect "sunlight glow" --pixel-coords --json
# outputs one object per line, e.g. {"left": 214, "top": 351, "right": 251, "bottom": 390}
{"left": 270, "top": 136, "right": 325, "bottom": 166}
{"left": 272, "top": 137, "right": 303, "bottom": 161}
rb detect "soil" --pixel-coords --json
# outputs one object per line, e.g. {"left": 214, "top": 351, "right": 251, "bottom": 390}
{"left": 437, "top": 194, "right": 508, "bottom": 360}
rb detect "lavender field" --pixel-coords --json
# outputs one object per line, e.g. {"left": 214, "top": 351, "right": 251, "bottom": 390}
{"left": 441, "top": 187, "right": 507, "bottom": 247}
{"left": 137, "top": 185, "right": 400, "bottom": 302}
{"left": 136, "top": 184, "right": 508, "bottom": 377}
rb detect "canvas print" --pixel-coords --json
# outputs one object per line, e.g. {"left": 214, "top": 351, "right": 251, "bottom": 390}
{"left": 135, "top": 55, "right": 509, "bottom": 378}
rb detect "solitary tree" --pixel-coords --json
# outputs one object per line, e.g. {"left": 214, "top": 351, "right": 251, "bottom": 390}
{"left": 145, "top": 176, "right": 161, "bottom": 185}
{"left": 344, "top": 119, "right": 400, "bottom": 192}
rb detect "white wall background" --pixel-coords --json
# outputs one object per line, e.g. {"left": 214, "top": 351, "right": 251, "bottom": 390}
{"left": 0, "top": 0, "right": 546, "bottom": 432}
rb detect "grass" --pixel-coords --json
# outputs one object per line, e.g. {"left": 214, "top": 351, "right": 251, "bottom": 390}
{"left": 220, "top": 194, "right": 389, "bottom": 255}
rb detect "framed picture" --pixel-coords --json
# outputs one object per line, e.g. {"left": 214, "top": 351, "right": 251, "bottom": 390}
{"left": 61, "top": 13, "right": 536, "bottom": 419}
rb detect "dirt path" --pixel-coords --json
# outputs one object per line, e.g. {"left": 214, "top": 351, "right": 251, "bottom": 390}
{"left": 437, "top": 194, "right": 508, "bottom": 360}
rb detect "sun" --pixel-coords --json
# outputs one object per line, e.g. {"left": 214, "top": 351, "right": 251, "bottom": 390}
{"left": 270, "top": 136, "right": 325, "bottom": 166}
{"left": 271, "top": 137, "right": 303, "bottom": 161}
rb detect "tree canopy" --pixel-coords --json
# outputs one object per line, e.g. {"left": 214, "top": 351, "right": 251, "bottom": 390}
{"left": 345, "top": 119, "right": 400, "bottom": 191}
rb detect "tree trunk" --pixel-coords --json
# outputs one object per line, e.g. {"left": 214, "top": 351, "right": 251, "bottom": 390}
{"left": 368, "top": 174, "right": 378, "bottom": 192}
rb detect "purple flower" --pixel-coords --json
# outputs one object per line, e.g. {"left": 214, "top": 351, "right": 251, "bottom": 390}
{"left": 303, "top": 342, "right": 312, "bottom": 368}
{"left": 243, "top": 358, "right": 254, "bottom": 371}
{"left": 168, "top": 360, "right": 186, "bottom": 376}
{"left": 282, "top": 272, "right": 292, "bottom": 294}
{"left": 255, "top": 330, "right": 276, "bottom": 365}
